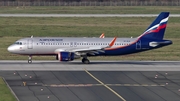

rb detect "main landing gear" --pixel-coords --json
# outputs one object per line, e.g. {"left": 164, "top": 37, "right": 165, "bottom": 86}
{"left": 82, "top": 56, "right": 90, "bottom": 64}
{"left": 28, "top": 55, "right": 32, "bottom": 64}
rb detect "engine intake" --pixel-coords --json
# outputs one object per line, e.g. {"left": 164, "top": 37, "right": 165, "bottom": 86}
{"left": 57, "top": 52, "right": 74, "bottom": 61}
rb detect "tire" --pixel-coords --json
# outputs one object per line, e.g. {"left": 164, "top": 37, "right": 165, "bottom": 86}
{"left": 84, "top": 59, "right": 90, "bottom": 64}
{"left": 28, "top": 60, "right": 32, "bottom": 64}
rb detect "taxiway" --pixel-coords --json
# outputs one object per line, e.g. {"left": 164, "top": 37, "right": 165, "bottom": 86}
{"left": 0, "top": 61, "right": 180, "bottom": 101}
{"left": 0, "top": 60, "right": 180, "bottom": 71}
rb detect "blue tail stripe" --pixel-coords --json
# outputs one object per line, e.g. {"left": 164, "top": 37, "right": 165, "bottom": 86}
{"left": 146, "top": 12, "right": 169, "bottom": 30}
{"left": 138, "top": 12, "right": 169, "bottom": 40}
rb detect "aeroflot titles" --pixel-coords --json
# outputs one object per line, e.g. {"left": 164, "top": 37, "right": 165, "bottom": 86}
{"left": 39, "top": 39, "right": 63, "bottom": 41}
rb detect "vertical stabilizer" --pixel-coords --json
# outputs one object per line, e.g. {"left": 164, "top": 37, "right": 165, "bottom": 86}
{"left": 138, "top": 12, "right": 169, "bottom": 40}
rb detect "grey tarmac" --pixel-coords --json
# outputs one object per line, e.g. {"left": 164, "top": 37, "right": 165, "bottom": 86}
{"left": 0, "top": 60, "right": 180, "bottom": 71}
{"left": 1, "top": 61, "right": 180, "bottom": 101}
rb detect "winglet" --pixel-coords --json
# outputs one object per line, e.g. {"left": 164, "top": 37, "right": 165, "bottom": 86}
{"left": 109, "top": 37, "right": 117, "bottom": 47}
{"left": 99, "top": 33, "right": 105, "bottom": 38}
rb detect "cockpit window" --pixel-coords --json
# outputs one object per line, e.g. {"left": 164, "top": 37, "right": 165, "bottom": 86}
{"left": 14, "top": 42, "right": 22, "bottom": 45}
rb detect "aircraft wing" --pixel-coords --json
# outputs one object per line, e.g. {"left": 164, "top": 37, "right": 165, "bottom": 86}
{"left": 67, "top": 46, "right": 105, "bottom": 55}
{"left": 75, "top": 46, "right": 106, "bottom": 51}
{"left": 55, "top": 37, "right": 117, "bottom": 55}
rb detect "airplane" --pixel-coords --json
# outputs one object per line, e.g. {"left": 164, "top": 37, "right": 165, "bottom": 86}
{"left": 7, "top": 12, "right": 172, "bottom": 64}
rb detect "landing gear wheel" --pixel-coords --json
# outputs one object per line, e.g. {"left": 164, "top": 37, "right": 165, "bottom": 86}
{"left": 82, "top": 58, "right": 90, "bottom": 64}
{"left": 28, "top": 55, "right": 32, "bottom": 64}
{"left": 28, "top": 60, "right": 32, "bottom": 64}
{"left": 84, "top": 59, "right": 90, "bottom": 64}
{"left": 82, "top": 58, "right": 85, "bottom": 63}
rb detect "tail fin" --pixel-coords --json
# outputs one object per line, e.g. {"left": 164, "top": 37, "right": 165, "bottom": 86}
{"left": 138, "top": 12, "right": 169, "bottom": 40}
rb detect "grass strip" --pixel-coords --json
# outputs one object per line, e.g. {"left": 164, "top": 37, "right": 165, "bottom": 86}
{"left": 0, "top": 6, "right": 179, "bottom": 14}
{"left": 0, "top": 77, "right": 17, "bottom": 101}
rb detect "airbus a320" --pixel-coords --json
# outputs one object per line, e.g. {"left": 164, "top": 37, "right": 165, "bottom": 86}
{"left": 7, "top": 12, "right": 172, "bottom": 64}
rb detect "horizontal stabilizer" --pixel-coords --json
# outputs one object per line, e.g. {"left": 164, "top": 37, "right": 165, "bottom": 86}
{"left": 149, "top": 40, "right": 172, "bottom": 47}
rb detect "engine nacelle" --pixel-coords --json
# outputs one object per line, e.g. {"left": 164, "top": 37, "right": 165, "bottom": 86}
{"left": 57, "top": 52, "right": 74, "bottom": 61}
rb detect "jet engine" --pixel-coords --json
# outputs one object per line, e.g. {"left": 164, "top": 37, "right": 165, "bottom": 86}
{"left": 56, "top": 52, "right": 75, "bottom": 61}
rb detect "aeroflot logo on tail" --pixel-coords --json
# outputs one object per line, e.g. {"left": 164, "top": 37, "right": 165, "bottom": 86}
{"left": 138, "top": 17, "right": 169, "bottom": 39}
{"left": 145, "top": 17, "right": 168, "bottom": 34}
{"left": 39, "top": 39, "right": 63, "bottom": 41}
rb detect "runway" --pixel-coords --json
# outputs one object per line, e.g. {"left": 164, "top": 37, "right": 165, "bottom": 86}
{"left": 1, "top": 61, "right": 180, "bottom": 101}
{"left": 0, "top": 60, "right": 180, "bottom": 71}
{"left": 0, "top": 14, "right": 180, "bottom": 17}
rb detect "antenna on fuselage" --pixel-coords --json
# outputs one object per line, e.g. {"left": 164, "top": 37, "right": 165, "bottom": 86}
{"left": 31, "top": 35, "right": 33, "bottom": 38}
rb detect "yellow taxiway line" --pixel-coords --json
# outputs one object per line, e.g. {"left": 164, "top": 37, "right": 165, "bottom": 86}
{"left": 84, "top": 68, "right": 126, "bottom": 101}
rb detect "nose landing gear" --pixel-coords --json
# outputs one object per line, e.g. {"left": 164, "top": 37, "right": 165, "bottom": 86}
{"left": 28, "top": 55, "right": 32, "bottom": 64}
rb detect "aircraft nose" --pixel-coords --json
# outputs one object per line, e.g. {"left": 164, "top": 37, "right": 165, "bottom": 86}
{"left": 7, "top": 46, "right": 15, "bottom": 52}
